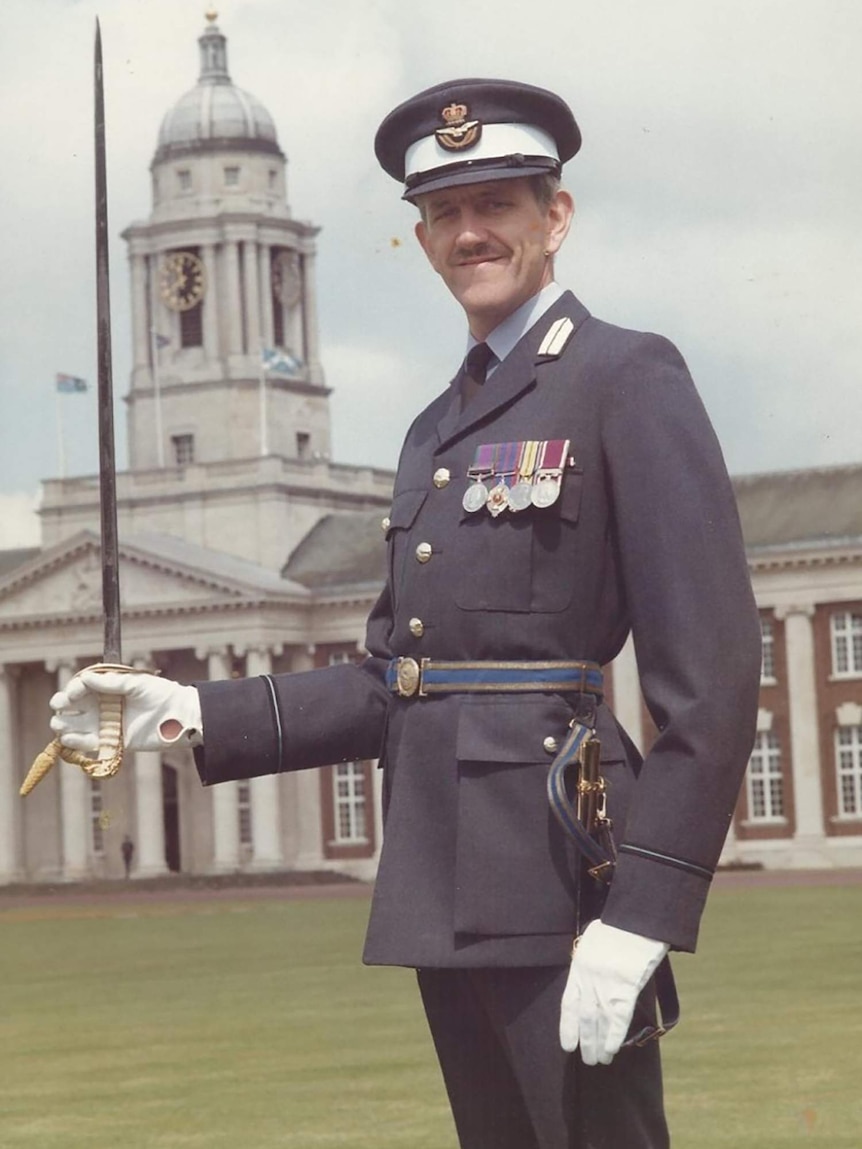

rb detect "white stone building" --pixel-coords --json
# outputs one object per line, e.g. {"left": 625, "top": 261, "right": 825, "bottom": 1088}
{"left": 1, "top": 17, "right": 860, "bottom": 884}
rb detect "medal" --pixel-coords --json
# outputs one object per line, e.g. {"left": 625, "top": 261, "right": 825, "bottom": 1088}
{"left": 507, "top": 482, "right": 532, "bottom": 511}
{"left": 486, "top": 480, "right": 510, "bottom": 516}
{"left": 486, "top": 441, "right": 519, "bottom": 516}
{"left": 509, "top": 440, "right": 539, "bottom": 512}
{"left": 530, "top": 439, "right": 570, "bottom": 508}
{"left": 463, "top": 481, "right": 489, "bottom": 512}
{"left": 463, "top": 443, "right": 495, "bottom": 513}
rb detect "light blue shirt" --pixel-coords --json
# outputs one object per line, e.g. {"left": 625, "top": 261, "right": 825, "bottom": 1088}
{"left": 465, "top": 282, "right": 566, "bottom": 379}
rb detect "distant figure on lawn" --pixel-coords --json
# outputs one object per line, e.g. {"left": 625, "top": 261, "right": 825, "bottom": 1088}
{"left": 121, "top": 835, "right": 134, "bottom": 879}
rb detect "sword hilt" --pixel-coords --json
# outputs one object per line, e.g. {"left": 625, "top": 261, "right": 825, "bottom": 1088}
{"left": 20, "top": 663, "right": 137, "bottom": 796}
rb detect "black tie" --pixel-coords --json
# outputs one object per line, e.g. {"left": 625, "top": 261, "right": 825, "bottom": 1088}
{"left": 461, "top": 342, "right": 495, "bottom": 407}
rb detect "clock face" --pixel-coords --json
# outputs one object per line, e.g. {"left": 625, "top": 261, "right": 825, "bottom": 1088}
{"left": 160, "top": 251, "right": 206, "bottom": 312}
{"left": 272, "top": 249, "right": 301, "bottom": 306}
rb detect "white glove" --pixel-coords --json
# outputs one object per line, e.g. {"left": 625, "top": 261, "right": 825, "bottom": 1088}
{"left": 560, "top": 919, "right": 669, "bottom": 1066}
{"left": 50, "top": 669, "right": 203, "bottom": 754}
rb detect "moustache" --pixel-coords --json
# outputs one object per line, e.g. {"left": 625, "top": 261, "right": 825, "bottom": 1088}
{"left": 451, "top": 242, "right": 506, "bottom": 264}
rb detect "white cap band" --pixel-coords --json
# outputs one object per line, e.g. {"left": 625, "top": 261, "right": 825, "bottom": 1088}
{"left": 405, "top": 122, "right": 559, "bottom": 180}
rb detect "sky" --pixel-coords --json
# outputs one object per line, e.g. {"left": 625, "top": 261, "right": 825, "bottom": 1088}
{"left": 1, "top": 0, "right": 860, "bottom": 546}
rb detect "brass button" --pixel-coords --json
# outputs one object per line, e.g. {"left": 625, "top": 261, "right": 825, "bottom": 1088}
{"left": 433, "top": 467, "right": 451, "bottom": 489}
{"left": 543, "top": 736, "right": 559, "bottom": 754}
{"left": 381, "top": 516, "right": 391, "bottom": 531}
{"left": 408, "top": 617, "right": 425, "bottom": 638}
{"left": 416, "top": 542, "right": 433, "bottom": 563}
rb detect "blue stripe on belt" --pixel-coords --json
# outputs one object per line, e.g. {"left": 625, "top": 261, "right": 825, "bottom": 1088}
{"left": 385, "top": 657, "right": 603, "bottom": 699}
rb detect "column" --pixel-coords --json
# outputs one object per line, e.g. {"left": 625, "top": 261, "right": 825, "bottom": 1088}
{"left": 53, "top": 661, "right": 91, "bottom": 881}
{"left": 244, "top": 646, "right": 284, "bottom": 870}
{"left": 131, "top": 658, "right": 168, "bottom": 878}
{"left": 202, "top": 647, "right": 240, "bottom": 872}
{"left": 224, "top": 239, "right": 244, "bottom": 358}
{"left": 290, "top": 646, "right": 326, "bottom": 869}
{"left": 0, "top": 666, "right": 21, "bottom": 882}
{"left": 129, "top": 252, "right": 149, "bottom": 371}
{"left": 777, "top": 604, "right": 829, "bottom": 865}
{"left": 243, "top": 239, "right": 261, "bottom": 355}
{"left": 258, "top": 243, "right": 273, "bottom": 350}
{"left": 300, "top": 250, "right": 322, "bottom": 383}
{"left": 610, "top": 634, "right": 644, "bottom": 753}
{"left": 200, "top": 242, "right": 220, "bottom": 363}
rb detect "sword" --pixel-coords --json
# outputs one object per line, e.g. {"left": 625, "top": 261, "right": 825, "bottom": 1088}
{"left": 21, "top": 20, "right": 131, "bottom": 796}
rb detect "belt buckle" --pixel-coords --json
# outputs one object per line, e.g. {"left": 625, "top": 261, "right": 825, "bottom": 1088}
{"left": 395, "top": 657, "right": 427, "bottom": 698}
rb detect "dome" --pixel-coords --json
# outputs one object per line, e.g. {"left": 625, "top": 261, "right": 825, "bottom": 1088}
{"left": 153, "top": 16, "right": 282, "bottom": 164}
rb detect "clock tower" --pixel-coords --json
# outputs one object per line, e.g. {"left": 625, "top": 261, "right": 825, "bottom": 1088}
{"left": 40, "top": 13, "right": 391, "bottom": 570}
{"left": 122, "top": 11, "right": 328, "bottom": 470}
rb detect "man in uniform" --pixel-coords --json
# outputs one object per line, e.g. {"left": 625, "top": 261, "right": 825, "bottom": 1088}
{"left": 51, "top": 79, "right": 761, "bottom": 1148}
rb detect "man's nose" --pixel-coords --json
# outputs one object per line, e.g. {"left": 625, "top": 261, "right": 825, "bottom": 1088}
{"left": 454, "top": 213, "right": 491, "bottom": 249}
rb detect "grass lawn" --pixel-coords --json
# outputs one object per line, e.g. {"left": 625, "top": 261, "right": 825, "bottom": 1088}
{"left": 0, "top": 880, "right": 859, "bottom": 1147}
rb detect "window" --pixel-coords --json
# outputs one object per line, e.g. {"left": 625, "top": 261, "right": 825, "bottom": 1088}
{"left": 91, "top": 780, "right": 105, "bottom": 856}
{"left": 746, "top": 731, "right": 784, "bottom": 820}
{"left": 224, "top": 165, "right": 240, "bottom": 186}
{"left": 177, "top": 168, "right": 192, "bottom": 192}
{"left": 179, "top": 300, "right": 203, "bottom": 348}
{"left": 836, "top": 726, "right": 862, "bottom": 816}
{"left": 171, "top": 434, "right": 195, "bottom": 466}
{"left": 333, "top": 762, "right": 367, "bottom": 843}
{"left": 760, "top": 617, "right": 776, "bottom": 682}
{"left": 296, "top": 431, "right": 311, "bottom": 460}
{"left": 238, "top": 780, "right": 252, "bottom": 846}
{"left": 831, "top": 612, "right": 862, "bottom": 676}
{"left": 269, "top": 169, "right": 278, "bottom": 190}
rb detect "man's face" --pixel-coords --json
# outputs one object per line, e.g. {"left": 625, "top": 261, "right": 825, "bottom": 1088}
{"left": 414, "top": 177, "right": 573, "bottom": 339}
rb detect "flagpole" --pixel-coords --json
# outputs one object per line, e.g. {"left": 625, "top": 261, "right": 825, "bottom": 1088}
{"left": 150, "top": 327, "right": 165, "bottom": 467}
{"left": 55, "top": 385, "right": 66, "bottom": 480}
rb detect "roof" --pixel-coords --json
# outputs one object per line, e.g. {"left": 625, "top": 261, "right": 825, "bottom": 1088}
{"left": 0, "top": 547, "right": 40, "bottom": 580}
{"left": 733, "top": 463, "right": 862, "bottom": 551}
{"left": 154, "top": 18, "right": 281, "bottom": 163}
{"left": 282, "top": 511, "right": 388, "bottom": 590}
{"left": 126, "top": 532, "right": 308, "bottom": 595}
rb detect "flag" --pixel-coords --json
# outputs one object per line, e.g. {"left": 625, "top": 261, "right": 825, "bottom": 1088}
{"left": 56, "top": 373, "right": 88, "bottom": 393}
{"left": 261, "top": 346, "right": 303, "bottom": 378}
{"left": 153, "top": 333, "right": 170, "bottom": 349}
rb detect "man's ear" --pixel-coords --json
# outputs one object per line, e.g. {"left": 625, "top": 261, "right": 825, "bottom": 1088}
{"left": 544, "top": 188, "right": 575, "bottom": 257}
{"left": 415, "top": 218, "right": 441, "bottom": 274}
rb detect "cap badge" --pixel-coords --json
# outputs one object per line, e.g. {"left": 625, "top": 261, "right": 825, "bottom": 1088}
{"left": 435, "top": 102, "right": 482, "bottom": 152}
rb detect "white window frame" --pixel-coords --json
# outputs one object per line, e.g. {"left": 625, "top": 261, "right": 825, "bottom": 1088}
{"left": 171, "top": 433, "right": 195, "bottom": 466}
{"left": 836, "top": 725, "right": 862, "bottom": 818}
{"left": 746, "top": 731, "right": 785, "bottom": 822}
{"left": 332, "top": 761, "right": 368, "bottom": 844}
{"left": 831, "top": 611, "right": 862, "bottom": 678}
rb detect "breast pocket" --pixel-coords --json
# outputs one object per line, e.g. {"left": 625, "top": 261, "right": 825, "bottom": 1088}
{"left": 386, "top": 489, "right": 427, "bottom": 607}
{"left": 452, "top": 469, "right": 584, "bottom": 613}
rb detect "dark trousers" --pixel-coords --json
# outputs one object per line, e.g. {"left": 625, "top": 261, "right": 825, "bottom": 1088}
{"left": 417, "top": 966, "right": 669, "bottom": 1149}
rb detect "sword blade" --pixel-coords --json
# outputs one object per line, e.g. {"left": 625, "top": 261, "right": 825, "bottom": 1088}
{"left": 94, "top": 18, "right": 121, "bottom": 664}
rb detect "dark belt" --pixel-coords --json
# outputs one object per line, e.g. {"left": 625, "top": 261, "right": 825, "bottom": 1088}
{"left": 385, "top": 657, "right": 603, "bottom": 699}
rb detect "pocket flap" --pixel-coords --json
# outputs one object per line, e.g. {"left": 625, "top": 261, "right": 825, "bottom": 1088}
{"left": 456, "top": 695, "right": 574, "bottom": 764}
{"left": 387, "top": 489, "right": 427, "bottom": 534}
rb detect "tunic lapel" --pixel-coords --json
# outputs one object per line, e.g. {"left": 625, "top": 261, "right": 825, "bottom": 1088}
{"left": 434, "top": 291, "right": 590, "bottom": 454}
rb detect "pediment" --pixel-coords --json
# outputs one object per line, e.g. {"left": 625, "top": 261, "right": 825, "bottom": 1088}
{"left": 0, "top": 531, "right": 304, "bottom": 623}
